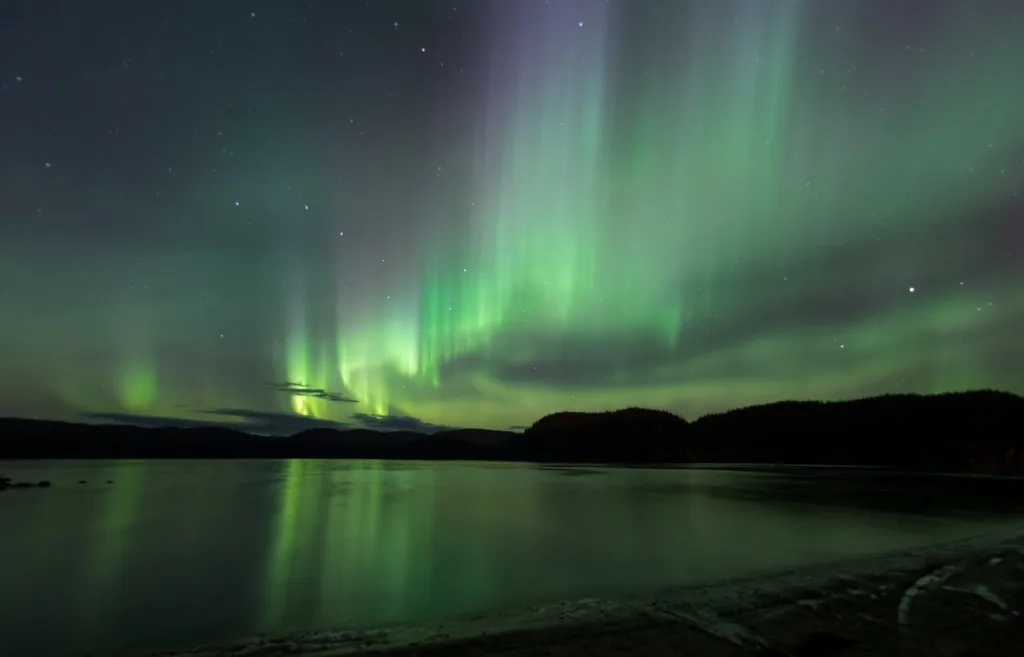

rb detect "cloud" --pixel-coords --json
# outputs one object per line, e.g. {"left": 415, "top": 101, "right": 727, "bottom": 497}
{"left": 82, "top": 408, "right": 353, "bottom": 436}
{"left": 200, "top": 407, "right": 352, "bottom": 434}
{"left": 463, "top": 214, "right": 1015, "bottom": 394}
{"left": 82, "top": 412, "right": 226, "bottom": 430}
{"left": 269, "top": 381, "right": 358, "bottom": 403}
{"left": 349, "top": 412, "right": 457, "bottom": 434}
{"left": 81, "top": 407, "right": 461, "bottom": 436}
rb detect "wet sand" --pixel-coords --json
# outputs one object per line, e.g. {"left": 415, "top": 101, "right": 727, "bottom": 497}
{"left": 154, "top": 528, "right": 1024, "bottom": 657}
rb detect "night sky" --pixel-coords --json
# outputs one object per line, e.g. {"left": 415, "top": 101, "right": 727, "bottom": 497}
{"left": 1, "top": 0, "right": 1022, "bottom": 435}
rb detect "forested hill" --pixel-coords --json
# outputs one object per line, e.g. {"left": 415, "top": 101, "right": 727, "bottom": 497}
{"left": 2, "top": 391, "right": 1022, "bottom": 476}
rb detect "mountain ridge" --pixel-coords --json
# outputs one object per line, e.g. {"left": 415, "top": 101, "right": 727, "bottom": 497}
{"left": 1, "top": 390, "right": 1022, "bottom": 475}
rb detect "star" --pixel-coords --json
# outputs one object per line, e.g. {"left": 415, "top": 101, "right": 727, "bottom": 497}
{"left": 909, "top": 286, "right": 915, "bottom": 293}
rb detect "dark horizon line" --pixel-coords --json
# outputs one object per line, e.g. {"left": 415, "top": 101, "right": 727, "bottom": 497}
{"left": 1, "top": 387, "right": 1018, "bottom": 439}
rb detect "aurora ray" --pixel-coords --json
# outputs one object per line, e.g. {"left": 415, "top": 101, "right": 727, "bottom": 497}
{"left": 0, "top": 0, "right": 1021, "bottom": 432}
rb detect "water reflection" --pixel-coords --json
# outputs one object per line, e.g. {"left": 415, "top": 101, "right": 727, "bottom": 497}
{"left": 0, "top": 460, "right": 1021, "bottom": 657}
{"left": 261, "top": 460, "right": 443, "bottom": 629}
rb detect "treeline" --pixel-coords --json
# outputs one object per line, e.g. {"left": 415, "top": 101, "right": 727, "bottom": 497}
{"left": 519, "top": 391, "right": 1024, "bottom": 475}
{"left": 1, "top": 391, "right": 1022, "bottom": 475}
{"left": 0, "top": 421, "right": 512, "bottom": 460}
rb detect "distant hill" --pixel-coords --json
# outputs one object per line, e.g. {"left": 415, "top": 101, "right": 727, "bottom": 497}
{"left": 687, "top": 390, "right": 1024, "bottom": 474}
{"left": 0, "top": 418, "right": 514, "bottom": 461}
{"left": 1, "top": 390, "right": 1023, "bottom": 475}
{"left": 516, "top": 407, "right": 689, "bottom": 462}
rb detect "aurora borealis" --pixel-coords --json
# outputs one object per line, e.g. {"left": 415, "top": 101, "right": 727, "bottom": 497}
{"left": 1, "top": 0, "right": 1022, "bottom": 434}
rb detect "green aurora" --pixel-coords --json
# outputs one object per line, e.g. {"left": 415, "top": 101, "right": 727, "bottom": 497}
{"left": 1, "top": 0, "right": 1022, "bottom": 432}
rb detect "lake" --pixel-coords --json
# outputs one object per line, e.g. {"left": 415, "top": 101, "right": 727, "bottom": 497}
{"left": 2, "top": 460, "right": 1023, "bottom": 657}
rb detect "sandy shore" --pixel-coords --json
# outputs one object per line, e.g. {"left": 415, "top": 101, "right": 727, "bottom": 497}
{"left": 155, "top": 527, "right": 1024, "bottom": 657}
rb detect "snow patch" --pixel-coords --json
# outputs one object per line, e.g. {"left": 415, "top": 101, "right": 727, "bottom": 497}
{"left": 646, "top": 604, "right": 774, "bottom": 651}
{"left": 943, "top": 584, "right": 1010, "bottom": 611}
{"left": 897, "top": 563, "right": 960, "bottom": 626}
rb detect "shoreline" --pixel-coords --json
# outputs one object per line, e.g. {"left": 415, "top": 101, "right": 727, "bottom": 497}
{"left": 152, "top": 526, "right": 1024, "bottom": 657}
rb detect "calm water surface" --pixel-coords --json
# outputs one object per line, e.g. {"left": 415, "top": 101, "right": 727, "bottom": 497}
{"left": 2, "top": 460, "right": 1023, "bottom": 657}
